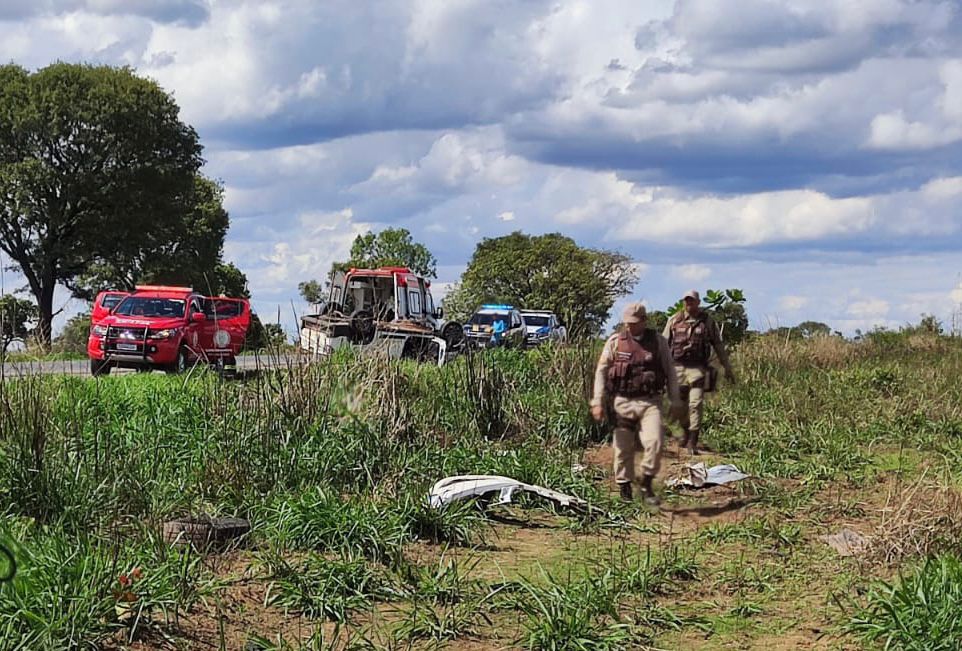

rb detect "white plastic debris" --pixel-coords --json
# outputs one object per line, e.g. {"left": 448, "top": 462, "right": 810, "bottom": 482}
{"left": 666, "top": 463, "right": 749, "bottom": 489}
{"left": 428, "top": 475, "right": 588, "bottom": 511}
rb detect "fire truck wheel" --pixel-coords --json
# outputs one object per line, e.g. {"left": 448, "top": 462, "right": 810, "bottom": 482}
{"left": 167, "top": 346, "right": 189, "bottom": 375}
{"left": 90, "top": 359, "right": 111, "bottom": 376}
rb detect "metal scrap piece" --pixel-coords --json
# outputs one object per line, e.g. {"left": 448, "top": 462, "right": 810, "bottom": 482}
{"left": 428, "top": 475, "right": 588, "bottom": 511}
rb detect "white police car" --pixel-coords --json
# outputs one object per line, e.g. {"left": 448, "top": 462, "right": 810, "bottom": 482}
{"left": 520, "top": 310, "right": 567, "bottom": 347}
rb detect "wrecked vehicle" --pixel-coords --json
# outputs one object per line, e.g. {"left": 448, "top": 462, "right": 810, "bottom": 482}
{"left": 87, "top": 285, "right": 251, "bottom": 376}
{"left": 463, "top": 304, "right": 526, "bottom": 349}
{"left": 299, "top": 266, "right": 465, "bottom": 365}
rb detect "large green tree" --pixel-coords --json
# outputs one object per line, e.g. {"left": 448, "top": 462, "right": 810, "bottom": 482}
{"left": 300, "top": 227, "right": 437, "bottom": 303}
{"left": 443, "top": 232, "right": 638, "bottom": 338}
{"left": 71, "top": 176, "right": 248, "bottom": 298}
{"left": 337, "top": 228, "right": 437, "bottom": 278}
{"left": 0, "top": 63, "right": 209, "bottom": 345}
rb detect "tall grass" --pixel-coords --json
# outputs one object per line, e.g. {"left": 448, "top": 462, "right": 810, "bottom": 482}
{"left": 2, "top": 333, "right": 962, "bottom": 647}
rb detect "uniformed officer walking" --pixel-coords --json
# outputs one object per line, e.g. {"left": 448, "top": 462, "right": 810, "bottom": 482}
{"left": 591, "top": 302, "right": 682, "bottom": 505}
{"left": 663, "top": 290, "right": 736, "bottom": 455}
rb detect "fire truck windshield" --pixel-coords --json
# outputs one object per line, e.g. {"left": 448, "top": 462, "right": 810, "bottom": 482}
{"left": 114, "top": 297, "right": 186, "bottom": 318}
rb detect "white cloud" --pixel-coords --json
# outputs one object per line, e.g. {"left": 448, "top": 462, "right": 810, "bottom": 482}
{"left": 951, "top": 282, "right": 962, "bottom": 305}
{"left": 866, "top": 110, "right": 962, "bottom": 150}
{"left": 498, "top": 211, "right": 515, "bottom": 222}
{"left": 779, "top": 295, "right": 808, "bottom": 311}
{"left": 847, "top": 298, "right": 890, "bottom": 319}
{"left": 673, "top": 264, "right": 711, "bottom": 282}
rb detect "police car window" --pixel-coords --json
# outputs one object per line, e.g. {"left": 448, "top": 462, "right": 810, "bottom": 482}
{"left": 524, "top": 315, "right": 549, "bottom": 327}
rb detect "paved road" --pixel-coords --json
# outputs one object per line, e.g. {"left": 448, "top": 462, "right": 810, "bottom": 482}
{"left": 0, "top": 353, "right": 300, "bottom": 378}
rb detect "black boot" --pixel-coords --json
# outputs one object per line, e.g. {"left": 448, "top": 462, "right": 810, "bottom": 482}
{"left": 619, "top": 482, "right": 633, "bottom": 501}
{"left": 687, "top": 429, "right": 701, "bottom": 456}
{"left": 639, "top": 475, "right": 660, "bottom": 506}
{"left": 679, "top": 428, "right": 690, "bottom": 447}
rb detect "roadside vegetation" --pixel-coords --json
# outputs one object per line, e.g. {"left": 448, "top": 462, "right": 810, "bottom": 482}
{"left": 2, "top": 327, "right": 962, "bottom": 649}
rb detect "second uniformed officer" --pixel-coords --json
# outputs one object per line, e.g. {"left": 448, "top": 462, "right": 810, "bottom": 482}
{"left": 663, "top": 290, "right": 736, "bottom": 455}
{"left": 591, "top": 302, "right": 681, "bottom": 505}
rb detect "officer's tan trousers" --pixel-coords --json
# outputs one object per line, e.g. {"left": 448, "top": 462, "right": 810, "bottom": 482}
{"left": 611, "top": 395, "right": 664, "bottom": 482}
{"left": 674, "top": 365, "right": 706, "bottom": 432}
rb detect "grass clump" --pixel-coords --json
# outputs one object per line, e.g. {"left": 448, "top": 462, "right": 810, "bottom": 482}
{"left": 847, "top": 554, "right": 962, "bottom": 650}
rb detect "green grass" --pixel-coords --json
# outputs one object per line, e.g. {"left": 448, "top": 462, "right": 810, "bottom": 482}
{"left": 2, "top": 332, "right": 962, "bottom": 648}
{"left": 846, "top": 554, "right": 962, "bottom": 650}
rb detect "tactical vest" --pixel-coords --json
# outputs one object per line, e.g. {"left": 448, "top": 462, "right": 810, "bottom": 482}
{"left": 605, "top": 329, "right": 666, "bottom": 398}
{"left": 669, "top": 313, "right": 709, "bottom": 364}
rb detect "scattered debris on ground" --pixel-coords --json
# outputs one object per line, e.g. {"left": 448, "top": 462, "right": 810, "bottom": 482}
{"left": 428, "top": 475, "right": 588, "bottom": 511}
{"left": 666, "top": 462, "right": 750, "bottom": 489}
{"left": 819, "top": 529, "right": 869, "bottom": 557}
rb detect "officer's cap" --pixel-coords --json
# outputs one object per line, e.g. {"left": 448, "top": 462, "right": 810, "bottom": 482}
{"left": 622, "top": 302, "right": 648, "bottom": 324}
{"left": 683, "top": 289, "right": 700, "bottom": 301}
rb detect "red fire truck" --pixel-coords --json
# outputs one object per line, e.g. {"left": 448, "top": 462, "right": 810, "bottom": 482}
{"left": 87, "top": 285, "right": 250, "bottom": 376}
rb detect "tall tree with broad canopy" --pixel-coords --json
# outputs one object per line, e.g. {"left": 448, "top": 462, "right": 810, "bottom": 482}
{"left": 443, "top": 232, "right": 639, "bottom": 338}
{"left": 72, "top": 176, "right": 249, "bottom": 298}
{"left": 338, "top": 228, "right": 437, "bottom": 278}
{"left": 0, "top": 63, "right": 221, "bottom": 346}
{"left": 300, "top": 227, "right": 438, "bottom": 303}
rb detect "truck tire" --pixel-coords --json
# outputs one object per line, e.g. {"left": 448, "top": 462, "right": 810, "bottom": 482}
{"left": 90, "top": 359, "right": 111, "bottom": 376}
{"left": 162, "top": 516, "right": 251, "bottom": 550}
{"left": 441, "top": 322, "right": 465, "bottom": 350}
{"left": 166, "top": 346, "right": 189, "bottom": 375}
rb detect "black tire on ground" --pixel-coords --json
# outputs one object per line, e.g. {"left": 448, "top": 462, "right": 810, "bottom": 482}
{"left": 166, "top": 346, "right": 189, "bottom": 375}
{"left": 162, "top": 516, "right": 251, "bottom": 550}
{"left": 90, "top": 359, "right": 111, "bottom": 376}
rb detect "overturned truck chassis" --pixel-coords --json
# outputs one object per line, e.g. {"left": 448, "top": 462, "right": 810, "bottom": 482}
{"left": 299, "top": 267, "right": 464, "bottom": 366}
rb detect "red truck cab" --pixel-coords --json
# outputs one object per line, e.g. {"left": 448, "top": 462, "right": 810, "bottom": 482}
{"left": 87, "top": 285, "right": 251, "bottom": 376}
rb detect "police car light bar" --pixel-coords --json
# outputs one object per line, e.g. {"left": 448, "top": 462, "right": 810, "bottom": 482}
{"left": 480, "top": 304, "right": 514, "bottom": 310}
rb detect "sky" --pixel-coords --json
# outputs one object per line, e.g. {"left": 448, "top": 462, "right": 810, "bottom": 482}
{"left": 2, "top": 0, "right": 962, "bottom": 336}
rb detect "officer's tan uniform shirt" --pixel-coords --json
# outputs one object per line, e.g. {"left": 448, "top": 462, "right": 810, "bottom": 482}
{"left": 662, "top": 311, "right": 733, "bottom": 373}
{"left": 591, "top": 331, "right": 681, "bottom": 407}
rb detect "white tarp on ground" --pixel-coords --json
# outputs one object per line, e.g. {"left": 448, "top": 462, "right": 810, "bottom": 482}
{"left": 428, "top": 475, "right": 588, "bottom": 510}
{"left": 665, "top": 463, "right": 750, "bottom": 489}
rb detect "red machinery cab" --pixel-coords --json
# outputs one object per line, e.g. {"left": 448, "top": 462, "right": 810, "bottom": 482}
{"left": 87, "top": 285, "right": 251, "bottom": 376}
